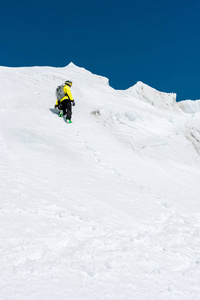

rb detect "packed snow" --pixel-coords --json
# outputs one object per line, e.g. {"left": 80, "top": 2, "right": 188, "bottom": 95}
{"left": 0, "top": 63, "right": 200, "bottom": 300}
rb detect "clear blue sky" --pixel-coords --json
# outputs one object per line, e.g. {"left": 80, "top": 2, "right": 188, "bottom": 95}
{"left": 1, "top": 0, "right": 200, "bottom": 101}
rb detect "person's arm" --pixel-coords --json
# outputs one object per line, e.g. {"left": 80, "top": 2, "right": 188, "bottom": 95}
{"left": 55, "top": 99, "right": 59, "bottom": 108}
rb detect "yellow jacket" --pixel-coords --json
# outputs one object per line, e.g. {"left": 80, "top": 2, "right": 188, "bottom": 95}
{"left": 55, "top": 85, "right": 74, "bottom": 106}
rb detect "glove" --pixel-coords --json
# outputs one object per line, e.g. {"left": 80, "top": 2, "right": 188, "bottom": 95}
{"left": 72, "top": 100, "right": 75, "bottom": 106}
{"left": 58, "top": 102, "right": 62, "bottom": 110}
{"left": 55, "top": 100, "right": 61, "bottom": 109}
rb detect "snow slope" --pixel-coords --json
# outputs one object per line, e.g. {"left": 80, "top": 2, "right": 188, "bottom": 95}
{"left": 177, "top": 99, "right": 200, "bottom": 114}
{"left": 1, "top": 63, "right": 200, "bottom": 300}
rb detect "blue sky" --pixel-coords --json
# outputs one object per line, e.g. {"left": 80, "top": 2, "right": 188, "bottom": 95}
{"left": 1, "top": 0, "right": 200, "bottom": 101}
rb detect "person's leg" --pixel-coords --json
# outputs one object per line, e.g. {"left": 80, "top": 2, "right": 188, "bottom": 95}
{"left": 66, "top": 100, "right": 72, "bottom": 120}
{"left": 58, "top": 102, "right": 63, "bottom": 117}
{"left": 61, "top": 100, "right": 67, "bottom": 116}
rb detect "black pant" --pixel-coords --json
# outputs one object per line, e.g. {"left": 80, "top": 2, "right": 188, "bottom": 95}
{"left": 60, "top": 100, "right": 72, "bottom": 120}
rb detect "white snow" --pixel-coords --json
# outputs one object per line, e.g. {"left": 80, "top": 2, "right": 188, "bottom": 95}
{"left": 177, "top": 99, "right": 200, "bottom": 114}
{"left": 125, "top": 81, "right": 177, "bottom": 110}
{"left": 0, "top": 63, "right": 200, "bottom": 299}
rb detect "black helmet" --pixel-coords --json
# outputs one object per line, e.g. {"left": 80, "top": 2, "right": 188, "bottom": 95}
{"left": 65, "top": 80, "right": 72, "bottom": 87}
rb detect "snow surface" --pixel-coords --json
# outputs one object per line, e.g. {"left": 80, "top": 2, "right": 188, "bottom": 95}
{"left": 1, "top": 63, "right": 200, "bottom": 299}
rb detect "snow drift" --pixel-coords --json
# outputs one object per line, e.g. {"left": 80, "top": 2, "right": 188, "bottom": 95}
{"left": 177, "top": 99, "right": 200, "bottom": 114}
{"left": 0, "top": 63, "right": 200, "bottom": 300}
{"left": 125, "top": 81, "right": 177, "bottom": 110}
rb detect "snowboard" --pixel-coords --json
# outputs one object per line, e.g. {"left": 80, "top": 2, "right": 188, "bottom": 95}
{"left": 50, "top": 108, "right": 72, "bottom": 123}
{"left": 49, "top": 108, "right": 60, "bottom": 115}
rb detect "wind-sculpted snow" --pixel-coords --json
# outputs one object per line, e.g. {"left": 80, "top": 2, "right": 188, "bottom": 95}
{"left": 177, "top": 99, "right": 200, "bottom": 114}
{"left": 0, "top": 63, "right": 200, "bottom": 299}
{"left": 125, "top": 81, "right": 177, "bottom": 110}
{"left": 184, "top": 116, "right": 200, "bottom": 155}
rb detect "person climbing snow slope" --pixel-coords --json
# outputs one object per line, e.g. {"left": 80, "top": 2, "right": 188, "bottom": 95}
{"left": 55, "top": 80, "right": 75, "bottom": 123}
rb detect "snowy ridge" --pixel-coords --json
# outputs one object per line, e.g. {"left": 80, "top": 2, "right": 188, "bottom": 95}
{"left": 1, "top": 63, "right": 200, "bottom": 299}
{"left": 177, "top": 99, "right": 200, "bottom": 114}
{"left": 126, "top": 81, "right": 177, "bottom": 110}
{"left": 124, "top": 80, "right": 200, "bottom": 115}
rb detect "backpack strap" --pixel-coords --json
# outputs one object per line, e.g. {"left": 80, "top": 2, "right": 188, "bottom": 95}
{"left": 65, "top": 91, "right": 69, "bottom": 99}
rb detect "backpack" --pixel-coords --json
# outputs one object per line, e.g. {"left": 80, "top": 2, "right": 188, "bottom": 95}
{"left": 55, "top": 85, "right": 65, "bottom": 101}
